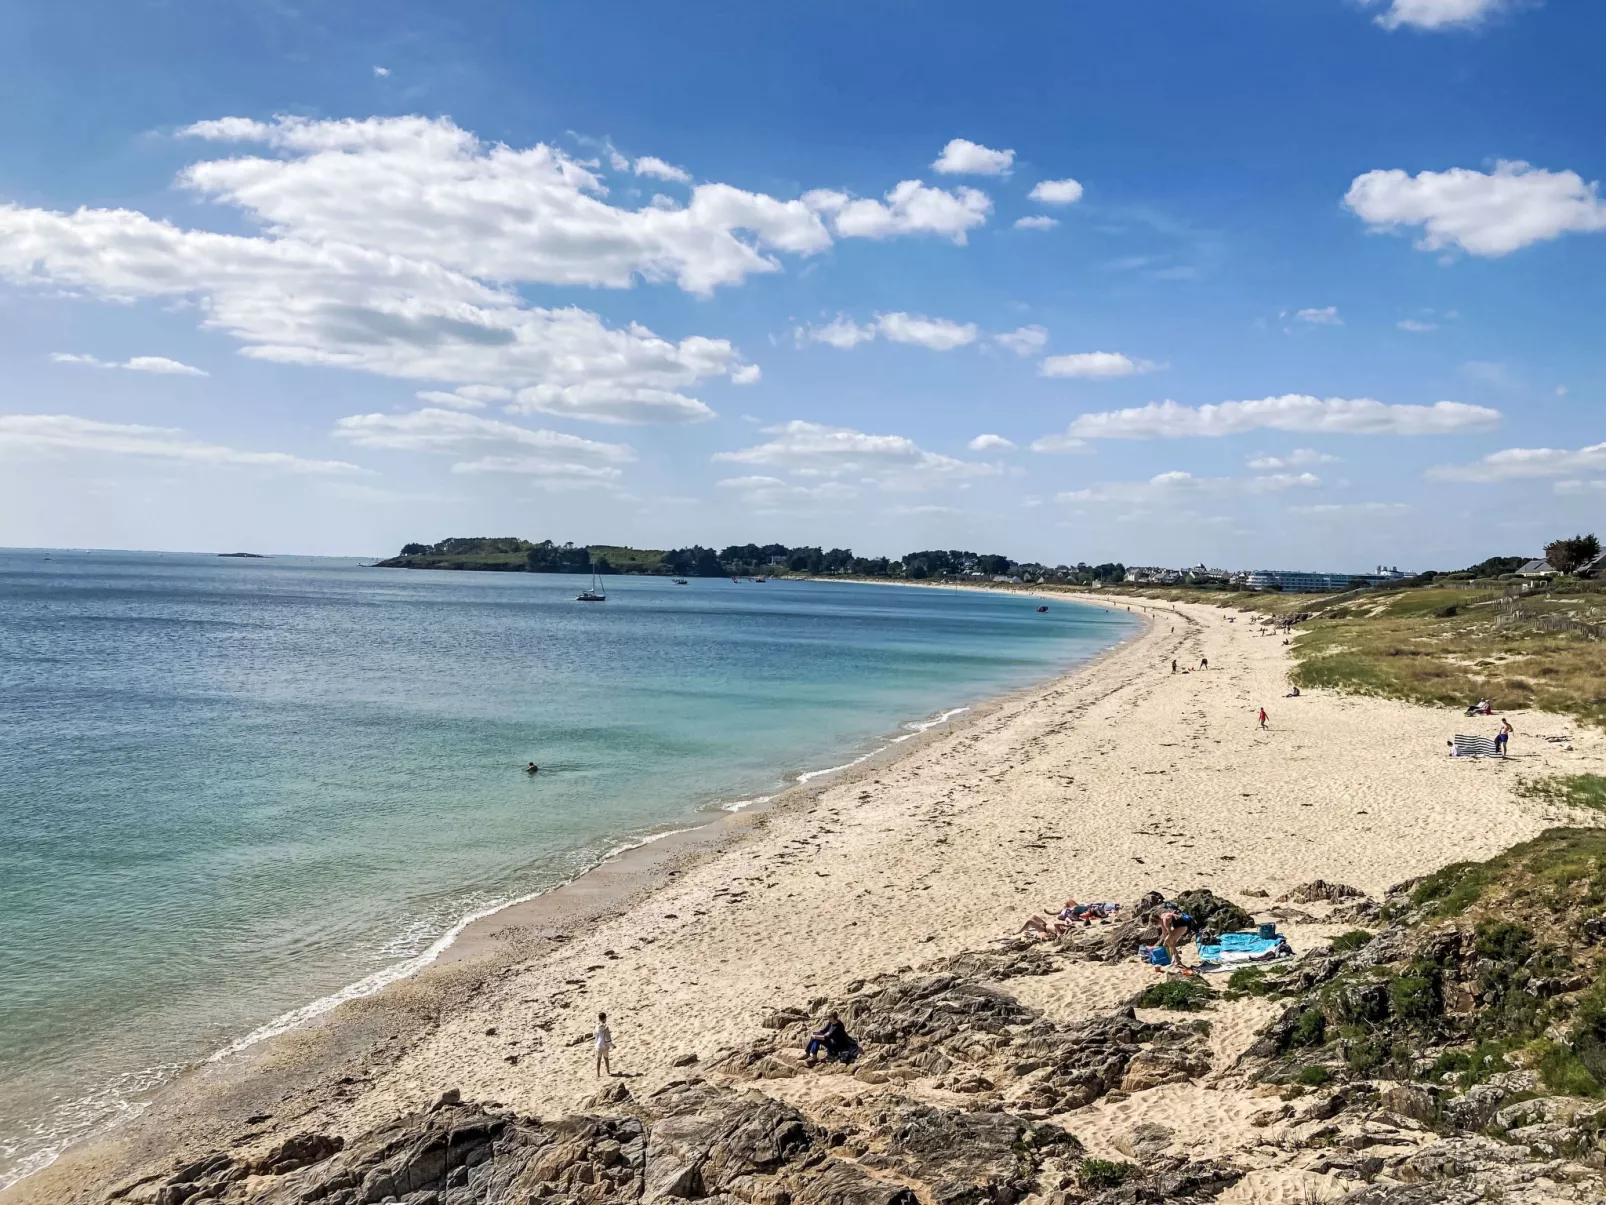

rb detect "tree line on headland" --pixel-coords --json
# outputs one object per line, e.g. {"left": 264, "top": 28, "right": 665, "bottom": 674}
{"left": 377, "top": 537, "right": 1128, "bottom": 584}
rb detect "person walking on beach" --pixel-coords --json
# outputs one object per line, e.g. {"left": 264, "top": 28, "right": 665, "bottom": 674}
{"left": 1200, "top": 657, "right": 1209, "bottom": 670}
{"left": 1258, "top": 707, "right": 1268, "bottom": 729}
{"left": 1171, "top": 659, "right": 1177, "bottom": 673}
{"left": 1496, "top": 717, "right": 1513, "bottom": 757}
{"left": 594, "top": 1011, "right": 614, "bottom": 1077}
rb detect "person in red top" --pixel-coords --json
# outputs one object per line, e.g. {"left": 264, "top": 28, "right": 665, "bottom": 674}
{"left": 1258, "top": 707, "right": 1268, "bottom": 729}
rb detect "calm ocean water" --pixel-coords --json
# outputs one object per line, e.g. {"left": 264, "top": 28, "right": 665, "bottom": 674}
{"left": 0, "top": 549, "right": 1136, "bottom": 1187}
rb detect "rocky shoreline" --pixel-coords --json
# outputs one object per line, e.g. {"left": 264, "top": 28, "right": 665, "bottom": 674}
{"left": 104, "top": 862, "right": 1606, "bottom": 1205}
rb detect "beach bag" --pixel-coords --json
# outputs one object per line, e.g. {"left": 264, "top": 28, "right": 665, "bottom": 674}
{"left": 1258, "top": 923, "right": 1277, "bottom": 939}
{"left": 1142, "top": 945, "right": 1172, "bottom": 966}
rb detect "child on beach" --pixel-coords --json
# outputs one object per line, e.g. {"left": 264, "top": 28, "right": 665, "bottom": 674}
{"left": 1258, "top": 707, "right": 1268, "bottom": 729}
{"left": 594, "top": 1012, "right": 614, "bottom": 1077}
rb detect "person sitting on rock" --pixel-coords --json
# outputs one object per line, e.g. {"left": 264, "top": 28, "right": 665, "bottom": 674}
{"left": 804, "top": 1013, "right": 857, "bottom": 1065}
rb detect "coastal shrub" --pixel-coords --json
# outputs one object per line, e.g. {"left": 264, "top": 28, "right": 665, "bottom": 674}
{"left": 1474, "top": 920, "right": 1535, "bottom": 964}
{"left": 1291, "top": 1008, "right": 1327, "bottom": 1047}
{"left": 1226, "top": 967, "right": 1271, "bottom": 998}
{"left": 1412, "top": 860, "right": 1495, "bottom": 917}
{"left": 1136, "top": 978, "right": 1216, "bottom": 1011}
{"left": 1330, "top": 930, "right": 1375, "bottom": 954}
{"left": 1078, "top": 1159, "right": 1138, "bottom": 1190}
{"left": 1390, "top": 964, "right": 1444, "bottom": 1023}
{"left": 1297, "top": 1064, "right": 1332, "bottom": 1086}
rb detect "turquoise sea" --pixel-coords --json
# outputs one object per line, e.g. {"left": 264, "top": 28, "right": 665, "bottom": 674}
{"left": 0, "top": 549, "right": 1137, "bottom": 1188}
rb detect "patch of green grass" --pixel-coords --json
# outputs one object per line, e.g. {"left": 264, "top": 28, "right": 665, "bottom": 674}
{"left": 1330, "top": 930, "right": 1375, "bottom": 953}
{"left": 1281, "top": 583, "right": 1606, "bottom": 728}
{"left": 1297, "top": 1064, "right": 1332, "bottom": 1086}
{"left": 1425, "top": 1041, "right": 1521, "bottom": 1089}
{"left": 1078, "top": 1159, "right": 1138, "bottom": 1190}
{"left": 1516, "top": 775, "right": 1606, "bottom": 813}
{"left": 1134, "top": 977, "right": 1216, "bottom": 1011}
{"left": 1531, "top": 1038, "right": 1604, "bottom": 1098}
{"left": 1225, "top": 967, "right": 1272, "bottom": 998}
{"left": 1410, "top": 828, "right": 1606, "bottom": 918}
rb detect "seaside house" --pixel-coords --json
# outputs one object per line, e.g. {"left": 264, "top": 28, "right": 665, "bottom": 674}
{"left": 1517, "top": 558, "right": 1559, "bottom": 577}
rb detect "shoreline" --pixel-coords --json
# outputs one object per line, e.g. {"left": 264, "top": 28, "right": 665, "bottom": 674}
{"left": 18, "top": 588, "right": 1598, "bottom": 1205}
{"left": 0, "top": 586, "right": 1151, "bottom": 1199}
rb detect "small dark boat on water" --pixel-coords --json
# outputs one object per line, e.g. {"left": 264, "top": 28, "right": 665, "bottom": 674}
{"left": 1036, "top": 605, "right": 1048, "bottom": 612}
{"left": 576, "top": 568, "right": 607, "bottom": 602}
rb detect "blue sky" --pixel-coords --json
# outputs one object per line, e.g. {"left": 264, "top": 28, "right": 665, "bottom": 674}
{"left": 0, "top": 0, "right": 1601, "bottom": 568}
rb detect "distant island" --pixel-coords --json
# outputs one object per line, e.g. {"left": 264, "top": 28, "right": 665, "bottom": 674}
{"left": 374, "top": 537, "right": 1125, "bottom": 583}
{"left": 218, "top": 552, "right": 267, "bottom": 558}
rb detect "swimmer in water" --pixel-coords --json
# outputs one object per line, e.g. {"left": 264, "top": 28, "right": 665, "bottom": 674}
{"left": 526, "top": 762, "right": 539, "bottom": 774}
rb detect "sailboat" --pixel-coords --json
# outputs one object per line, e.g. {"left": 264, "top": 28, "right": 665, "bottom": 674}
{"left": 576, "top": 567, "right": 607, "bottom": 602}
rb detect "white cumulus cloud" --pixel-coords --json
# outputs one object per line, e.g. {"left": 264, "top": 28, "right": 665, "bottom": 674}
{"left": 968, "top": 433, "right": 1016, "bottom": 451}
{"left": 633, "top": 156, "right": 691, "bottom": 184}
{"left": 796, "top": 312, "right": 977, "bottom": 352}
{"left": 803, "top": 180, "right": 992, "bottom": 244}
{"left": 797, "top": 315, "right": 879, "bottom": 349}
{"left": 993, "top": 325, "right": 1048, "bottom": 356}
{"left": 1029, "top": 434, "right": 1090, "bottom": 454}
{"left": 1368, "top": 0, "right": 1517, "bottom": 31}
{"left": 1028, "top": 178, "right": 1084, "bottom": 205}
{"left": 0, "top": 413, "right": 360, "bottom": 473}
{"left": 1427, "top": 441, "right": 1606, "bottom": 483}
{"left": 1397, "top": 318, "right": 1439, "bottom": 332}
{"left": 1013, "top": 215, "right": 1059, "bottom": 230}
{"left": 334, "top": 407, "right": 634, "bottom": 480}
{"left": 1039, "top": 352, "right": 1160, "bottom": 379}
{"left": 2, "top": 115, "right": 821, "bottom": 423}
{"left": 1247, "top": 448, "right": 1340, "bottom": 469}
{"left": 52, "top": 352, "right": 208, "bottom": 376}
{"left": 1345, "top": 161, "right": 1606, "bottom": 257}
{"left": 932, "top": 139, "right": 1014, "bottom": 177}
{"left": 1062, "top": 395, "right": 1500, "bottom": 439}
{"left": 1057, "top": 470, "right": 1321, "bottom": 506}
{"left": 874, "top": 312, "right": 978, "bottom": 351}
{"left": 713, "top": 420, "right": 997, "bottom": 492}
{"left": 1294, "top": 306, "right": 1342, "bottom": 325}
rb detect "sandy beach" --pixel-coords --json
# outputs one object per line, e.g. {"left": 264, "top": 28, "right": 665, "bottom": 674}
{"left": 11, "top": 592, "right": 1606, "bottom": 1204}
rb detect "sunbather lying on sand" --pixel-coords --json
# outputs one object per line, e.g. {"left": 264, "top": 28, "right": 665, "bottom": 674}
{"left": 1017, "top": 899, "right": 1120, "bottom": 937}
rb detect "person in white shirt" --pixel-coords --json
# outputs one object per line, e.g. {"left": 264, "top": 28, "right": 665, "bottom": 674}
{"left": 594, "top": 1011, "right": 614, "bottom": 1077}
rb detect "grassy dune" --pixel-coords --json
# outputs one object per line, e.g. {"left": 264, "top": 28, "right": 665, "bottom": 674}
{"left": 1084, "top": 579, "right": 1606, "bottom": 727}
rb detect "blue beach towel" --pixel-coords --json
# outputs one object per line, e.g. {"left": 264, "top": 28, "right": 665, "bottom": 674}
{"left": 1195, "top": 931, "right": 1292, "bottom": 966}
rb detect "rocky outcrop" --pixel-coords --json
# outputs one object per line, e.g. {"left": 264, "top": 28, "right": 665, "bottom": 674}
{"left": 112, "top": 844, "right": 1606, "bottom": 1205}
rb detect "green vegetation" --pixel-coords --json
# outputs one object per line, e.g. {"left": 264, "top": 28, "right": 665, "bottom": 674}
{"left": 1225, "top": 967, "right": 1272, "bottom": 997}
{"left": 375, "top": 537, "right": 1119, "bottom": 583}
{"left": 1289, "top": 1008, "right": 1327, "bottom": 1047}
{"left": 1329, "top": 930, "right": 1375, "bottom": 953}
{"left": 1516, "top": 774, "right": 1606, "bottom": 813}
{"left": 1250, "top": 827, "right": 1606, "bottom": 1111}
{"left": 1078, "top": 1159, "right": 1138, "bottom": 1190}
{"left": 1110, "top": 561, "right": 1606, "bottom": 728}
{"left": 1410, "top": 828, "right": 1606, "bottom": 919}
{"left": 1134, "top": 977, "right": 1216, "bottom": 1011}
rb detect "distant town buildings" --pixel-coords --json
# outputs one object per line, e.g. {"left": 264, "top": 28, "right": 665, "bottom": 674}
{"left": 1122, "top": 563, "right": 1415, "bottom": 592}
